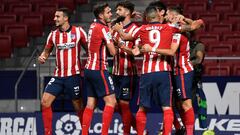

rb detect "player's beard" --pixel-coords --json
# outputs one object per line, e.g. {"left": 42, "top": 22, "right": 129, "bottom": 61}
{"left": 111, "top": 16, "right": 126, "bottom": 25}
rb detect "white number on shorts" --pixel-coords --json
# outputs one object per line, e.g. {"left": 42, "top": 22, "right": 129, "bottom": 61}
{"left": 48, "top": 78, "right": 55, "bottom": 85}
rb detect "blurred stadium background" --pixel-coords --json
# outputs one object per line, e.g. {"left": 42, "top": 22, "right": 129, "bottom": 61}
{"left": 0, "top": 0, "right": 239, "bottom": 134}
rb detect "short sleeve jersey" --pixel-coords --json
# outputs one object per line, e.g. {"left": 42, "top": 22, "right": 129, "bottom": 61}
{"left": 112, "top": 22, "right": 138, "bottom": 76}
{"left": 173, "top": 33, "right": 194, "bottom": 75}
{"left": 85, "top": 20, "right": 113, "bottom": 70}
{"left": 132, "top": 22, "right": 180, "bottom": 74}
{"left": 45, "top": 25, "right": 87, "bottom": 77}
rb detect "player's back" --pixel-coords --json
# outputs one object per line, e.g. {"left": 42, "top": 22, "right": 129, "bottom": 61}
{"left": 133, "top": 23, "right": 180, "bottom": 73}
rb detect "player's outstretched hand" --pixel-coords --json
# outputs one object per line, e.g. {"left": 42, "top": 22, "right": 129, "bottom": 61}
{"left": 141, "top": 44, "right": 153, "bottom": 52}
{"left": 192, "top": 19, "right": 205, "bottom": 30}
{"left": 131, "top": 11, "right": 143, "bottom": 20}
{"left": 38, "top": 55, "right": 46, "bottom": 64}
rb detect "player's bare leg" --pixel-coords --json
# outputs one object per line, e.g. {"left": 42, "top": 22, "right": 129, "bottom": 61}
{"left": 72, "top": 99, "right": 84, "bottom": 126}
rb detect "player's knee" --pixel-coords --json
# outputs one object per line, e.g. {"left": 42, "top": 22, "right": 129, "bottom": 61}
{"left": 181, "top": 99, "right": 192, "bottom": 111}
{"left": 41, "top": 98, "right": 51, "bottom": 108}
{"left": 104, "top": 94, "right": 117, "bottom": 107}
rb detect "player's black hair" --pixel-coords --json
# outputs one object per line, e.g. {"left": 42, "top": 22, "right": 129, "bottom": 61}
{"left": 148, "top": 1, "right": 167, "bottom": 15}
{"left": 93, "top": 3, "right": 109, "bottom": 19}
{"left": 56, "top": 7, "right": 71, "bottom": 20}
{"left": 115, "top": 1, "right": 135, "bottom": 14}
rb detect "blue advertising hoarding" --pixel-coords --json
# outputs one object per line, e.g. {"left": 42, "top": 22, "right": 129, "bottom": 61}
{"left": 0, "top": 76, "right": 240, "bottom": 134}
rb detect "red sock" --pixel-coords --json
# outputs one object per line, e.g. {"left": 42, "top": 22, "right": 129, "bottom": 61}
{"left": 131, "top": 114, "right": 136, "bottom": 130}
{"left": 162, "top": 109, "right": 174, "bottom": 135}
{"left": 119, "top": 102, "right": 132, "bottom": 134}
{"left": 183, "top": 108, "right": 195, "bottom": 135}
{"left": 102, "top": 105, "right": 114, "bottom": 135}
{"left": 173, "top": 113, "right": 181, "bottom": 130}
{"left": 77, "top": 108, "right": 84, "bottom": 126}
{"left": 42, "top": 106, "right": 52, "bottom": 135}
{"left": 136, "top": 110, "right": 147, "bottom": 135}
{"left": 82, "top": 107, "right": 94, "bottom": 135}
{"left": 179, "top": 109, "right": 185, "bottom": 125}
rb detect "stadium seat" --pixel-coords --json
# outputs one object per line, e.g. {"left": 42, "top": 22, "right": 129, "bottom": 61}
{"left": 0, "top": 0, "right": 23, "bottom": 4}
{"left": 211, "top": 2, "right": 234, "bottom": 12}
{"left": 233, "top": 66, "right": 240, "bottom": 76}
{"left": 207, "top": 43, "right": 233, "bottom": 56}
{"left": 8, "top": 3, "right": 33, "bottom": 15}
{"left": 0, "top": 35, "right": 12, "bottom": 58}
{"left": 184, "top": 13, "right": 193, "bottom": 19}
{"left": 26, "top": 0, "right": 49, "bottom": 3}
{"left": 223, "top": 32, "right": 240, "bottom": 43}
{"left": 224, "top": 13, "right": 240, "bottom": 23}
{"left": 4, "top": 24, "right": 28, "bottom": 48}
{"left": 52, "top": 0, "right": 75, "bottom": 11}
{"left": 209, "top": 23, "right": 233, "bottom": 33}
{"left": 0, "top": 14, "right": 17, "bottom": 26}
{"left": 204, "top": 65, "right": 231, "bottom": 76}
{"left": 36, "top": 3, "right": 58, "bottom": 25}
{"left": 75, "top": 0, "right": 88, "bottom": 4}
{"left": 184, "top": 2, "right": 207, "bottom": 13}
{"left": 0, "top": 4, "right": 4, "bottom": 13}
{"left": 19, "top": 14, "right": 43, "bottom": 37}
{"left": 197, "top": 13, "right": 220, "bottom": 23}
{"left": 196, "top": 33, "right": 220, "bottom": 44}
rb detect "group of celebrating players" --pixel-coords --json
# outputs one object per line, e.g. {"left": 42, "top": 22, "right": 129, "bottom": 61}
{"left": 38, "top": 0, "right": 205, "bottom": 135}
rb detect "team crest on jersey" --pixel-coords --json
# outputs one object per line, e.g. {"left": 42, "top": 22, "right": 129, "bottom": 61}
{"left": 71, "top": 34, "right": 76, "bottom": 40}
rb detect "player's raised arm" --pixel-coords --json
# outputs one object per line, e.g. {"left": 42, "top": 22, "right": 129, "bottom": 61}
{"left": 180, "top": 19, "right": 204, "bottom": 32}
{"left": 112, "top": 23, "right": 134, "bottom": 40}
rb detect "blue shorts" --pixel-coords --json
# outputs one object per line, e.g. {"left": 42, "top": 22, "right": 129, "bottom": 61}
{"left": 112, "top": 75, "right": 138, "bottom": 101}
{"left": 138, "top": 71, "right": 172, "bottom": 108}
{"left": 84, "top": 69, "right": 115, "bottom": 98}
{"left": 44, "top": 74, "right": 81, "bottom": 99}
{"left": 173, "top": 71, "right": 194, "bottom": 100}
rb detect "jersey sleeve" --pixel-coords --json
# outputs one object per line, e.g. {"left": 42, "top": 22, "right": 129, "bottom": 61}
{"left": 79, "top": 27, "right": 87, "bottom": 45}
{"left": 45, "top": 31, "right": 54, "bottom": 49}
{"left": 101, "top": 27, "right": 113, "bottom": 44}
{"left": 172, "top": 33, "right": 181, "bottom": 45}
{"left": 131, "top": 26, "right": 142, "bottom": 40}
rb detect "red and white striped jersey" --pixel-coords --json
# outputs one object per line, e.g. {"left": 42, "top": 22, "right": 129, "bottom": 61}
{"left": 45, "top": 25, "right": 87, "bottom": 77}
{"left": 112, "top": 22, "right": 138, "bottom": 76}
{"left": 173, "top": 33, "right": 194, "bottom": 75}
{"left": 132, "top": 22, "right": 180, "bottom": 74}
{"left": 85, "top": 20, "right": 113, "bottom": 70}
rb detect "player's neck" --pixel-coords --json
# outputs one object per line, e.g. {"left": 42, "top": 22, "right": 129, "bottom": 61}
{"left": 122, "top": 17, "right": 131, "bottom": 26}
{"left": 60, "top": 23, "right": 70, "bottom": 32}
{"left": 99, "top": 19, "right": 107, "bottom": 25}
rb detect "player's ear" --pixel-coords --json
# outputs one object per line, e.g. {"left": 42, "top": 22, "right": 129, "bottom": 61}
{"left": 160, "top": 9, "right": 165, "bottom": 16}
{"left": 99, "top": 13, "right": 104, "bottom": 19}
